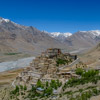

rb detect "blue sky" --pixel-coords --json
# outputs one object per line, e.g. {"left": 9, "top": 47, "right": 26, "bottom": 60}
{"left": 0, "top": 0, "right": 100, "bottom": 33}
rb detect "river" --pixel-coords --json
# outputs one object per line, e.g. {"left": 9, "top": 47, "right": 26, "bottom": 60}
{"left": 0, "top": 57, "right": 35, "bottom": 72}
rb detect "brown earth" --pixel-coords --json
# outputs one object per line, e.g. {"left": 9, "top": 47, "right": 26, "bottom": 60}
{"left": 79, "top": 43, "right": 100, "bottom": 68}
{"left": 0, "top": 68, "right": 23, "bottom": 89}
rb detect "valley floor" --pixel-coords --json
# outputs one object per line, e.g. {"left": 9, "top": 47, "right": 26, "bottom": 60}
{"left": 0, "top": 56, "right": 35, "bottom": 72}
{"left": 0, "top": 53, "right": 32, "bottom": 62}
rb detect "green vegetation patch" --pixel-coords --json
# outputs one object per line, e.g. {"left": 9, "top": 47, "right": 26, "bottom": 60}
{"left": 69, "top": 87, "right": 100, "bottom": 100}
{"left": 10, "top": 79, "right": 62, "bottom": 100}
{"left": 56, "top": 58, "right": 71, "bottom": 66}
{"left": 63, "top": 69, "right": 100, "bottom": 88}
{"left": 4, "top": 52, "right": 21, "bottom": 55}
{"left": 8, "top": 68, "right": 100, "bottom": 100}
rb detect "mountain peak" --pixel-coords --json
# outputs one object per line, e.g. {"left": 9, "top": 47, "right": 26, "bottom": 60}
{"left": 44, "top": 31, "right": 72, "bottom": 43}
{"left": 0, "top": 17, "right": 10, "bottom": 23}
{"left": 0, "top": 17, "right": 28, "bottom": 30}
{"left": 45, "top": 31, "right": 72, "bottom": 38}
{"left": 78, "top": 30, "right": 100, "bottom": 36}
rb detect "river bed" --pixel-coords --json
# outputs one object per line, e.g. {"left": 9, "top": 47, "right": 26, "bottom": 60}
{"left": 0, "top": 57, "right": 35, "bottom": 72}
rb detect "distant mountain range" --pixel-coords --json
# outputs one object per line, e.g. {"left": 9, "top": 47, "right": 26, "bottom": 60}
{"left": 65, "top": 30, "right": 100, "bottom": 49}
{"left": 44, "top": 31, "right": 72, "bottom": 42}
{"left": 0, "top": 17, "right": 100, "bottom": 55}
{"left": 45, "top": 30, "right": 100, "bottom": 50}
{"left": 0, "top": 17, "right": 68, "bottom": 56}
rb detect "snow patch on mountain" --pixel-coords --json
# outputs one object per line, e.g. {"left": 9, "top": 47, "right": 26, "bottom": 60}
{"left": 0, "top": 17, "right": 10, "bottom": 23}
{"left": 78, "top": 30, "right": 100, "bottom": 39}
{"left": 43, "top": 31, "right": 72, "bottom": 38}
{"left": 90, "top": 30, "right": 100, "bottom": 36}
{"left": 63, "top": 32, "right": 72, "bottom": 37}
{"left": 79, "top": 30, "right": 100, "bottom": 36}
{"left": 50, "top": 32, "right": 72, "bottom": 38}
{"left": 43, "top": 31, "right": 72, "bottom": 42}
{"left": 0, "top": 17, "right": 27, "bottom": 29}
{"left": 50, "top": 32, "right": 61, "bottom": 37}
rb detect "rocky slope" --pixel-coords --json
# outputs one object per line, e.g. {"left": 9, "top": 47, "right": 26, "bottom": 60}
{"left": 65, "top": 30, "right": 100, "bottom": 49}
{"left": 1, "top": 17, "right": 100, "bottom": 56}
{"left": 80, "top": 43, "right": 100, "bottom": 66}
{"left": 0, "top": 17, "right": 69, "bottom": 56}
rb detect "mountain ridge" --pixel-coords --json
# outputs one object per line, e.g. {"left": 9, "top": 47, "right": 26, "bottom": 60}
{"left": 0, "top": 17, "right": 100, "bottom": 55}
{"left": 0, "top": 17, "right": 70, "bottom": 56}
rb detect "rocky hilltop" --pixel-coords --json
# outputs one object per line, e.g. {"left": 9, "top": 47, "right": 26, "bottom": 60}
{"left": 14, "top": 48, "right": 78, "bottom": 87}
{"left": 1, "top": 48, "right": 100, "bottom": 100}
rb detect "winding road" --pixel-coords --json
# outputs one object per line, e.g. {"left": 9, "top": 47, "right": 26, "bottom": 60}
{"left": 59, "top": 58, "right": 80, "bottom": 70}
